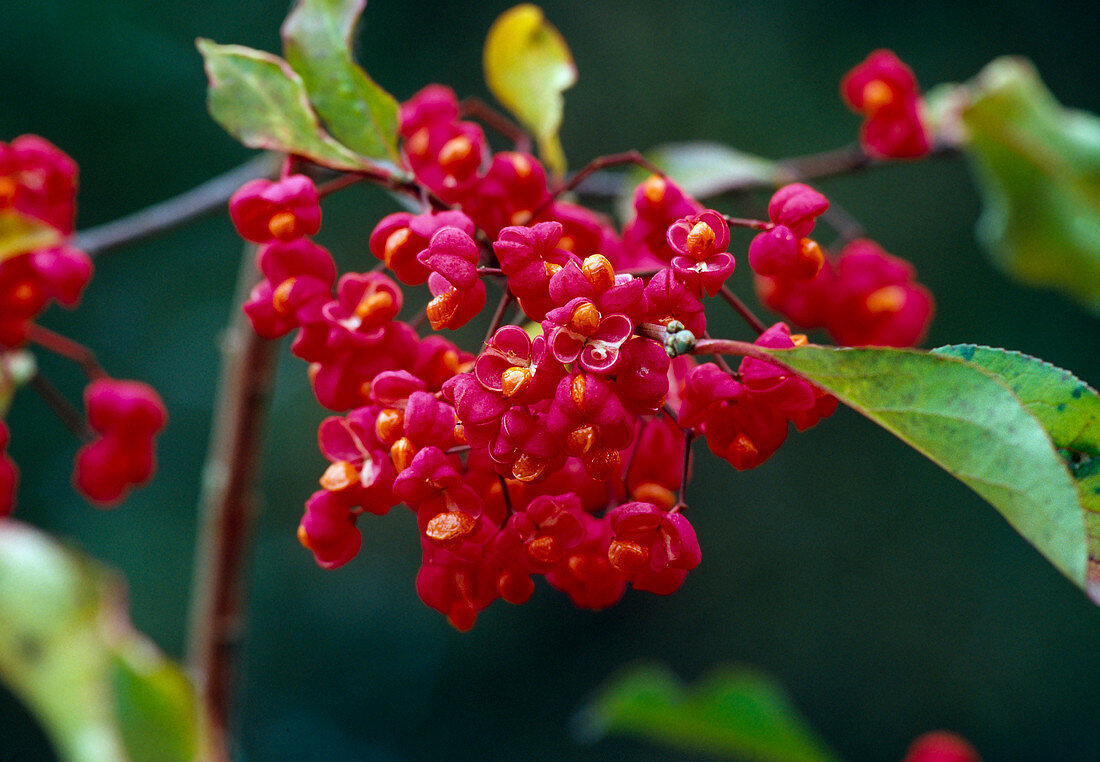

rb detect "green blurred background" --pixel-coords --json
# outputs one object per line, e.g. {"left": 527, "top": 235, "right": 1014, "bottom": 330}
{"left": 3, "top": 1, "right": 1100, "bottom": 759}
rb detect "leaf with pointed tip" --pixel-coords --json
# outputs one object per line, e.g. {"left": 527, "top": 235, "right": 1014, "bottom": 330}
{"left": 197, "top": 38, "right": 370, "bottom": 171}
{"left": 933, "top": 344, "right": 1100, "bottom": 601}
{"left": 577, "top": 662, "right": 840, "bottom": 762}
{"left": 483, "top": 4, "right": 576, "bottom": 177}
{"left": 959, "top": 57, "right": 1100, "bottom": 314}
{"left": 281, "top": 0, "right": 401, "bottom": 165}
{"left": 0, "top": 520, "right": 203, "bottom": 762}
{"left": 758, "top": 344, "right": 1089, "bottom": 592}
{"left": 0, "top": 209, "right": 62, "bottom": 263}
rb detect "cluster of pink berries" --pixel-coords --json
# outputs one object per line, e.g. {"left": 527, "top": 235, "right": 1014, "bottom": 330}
{"left": 0, "top": 136, "right": 166, "bottom": 515}
{"left": 843, "top": 49, "right": 932, "bottom": 159}
{"left": 230, "top": 52, "right": 935, "bottom": 630}
{"left": 0, "top": 136, "right": 90, "bottom": 346}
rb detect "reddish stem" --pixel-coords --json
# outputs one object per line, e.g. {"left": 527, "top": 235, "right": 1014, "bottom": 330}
{"left": 24, "top": 323, "right": 108, "bottom": 380}
{"left": 409, "top": 304, "right": 429, "bottom": 331}
{"left": 717, "top": 285, "right": 768, "bottom": 336}
{"left": 186, "top": 244, "right": 278, "bottom": 762}
{"left": 531, "top": 150, "right": 665, "bottom": 220}
{"left": 775, "top": 143, "right": 871, "bottom": 183}
{"left": 701, "top": 332, "right": 737, "bottom": 376}
{"left": 691, "top": 336, "right": 778, "bottom": 362}
{"left": 498, "top": 474, "right": 514, "bottom": 515}
{"left": 28, "top": 373, "right": 92, "bottom": 442}
{"left": 317, "top": 172, "right": 369, "bottom": 198}
{"left": 670, "top": 430, "right": 694, "bottom": 514}
{"left": 483, "top": 289, "right": 516, "bottom": 342}
{"left": 661, "top": 403, "right": 685, "bottom": 430}
{"left": 460, "top": 97, "right": 532, "bottom": 154}
{"left": 723, "top": 215, "right": 772, "bottom": 231}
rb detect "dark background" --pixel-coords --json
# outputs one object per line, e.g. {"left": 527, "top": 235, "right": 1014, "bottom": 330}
{"left": 2, "top": 1, "right": 1100, "bottom": 759}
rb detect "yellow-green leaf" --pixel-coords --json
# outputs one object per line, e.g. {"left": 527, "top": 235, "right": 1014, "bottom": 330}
{"left": 281, "top": 0, "right": 401, "bottom": 165}
{"left": 110, "top": 646, "right": 200, "bottom": 762}
{"left": 0, "top": 520, "right": 203, "bottom": 762}
{"left": 0, "top": 209, "right": 62, "bottom": 263}
{"left": 760, "top": 345, "right": 1089, "bottom": 592}
{"left": 483, "top": 4, "right": 576, "bottom": 177}
{"left": 197, "top": 38, "right": 371, "bottom": 171}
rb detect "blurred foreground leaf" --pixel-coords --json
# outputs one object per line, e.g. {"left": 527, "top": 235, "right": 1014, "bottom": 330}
{"left": 0, "top": 520, "right": 201, "bottom": 762}
{"left": 483, "top": 4, "right": 576, "bottom": 177}
{"left": 933, "top": 345, "right": 1100, "bottom": 601}
{"left": 282, "top": 0, "right": 401, "bottom": 165}
{"left": 615, "top": 142, "right": 779, "bottom": 222}
{"left": 959, "top": 57, "right": 1100, "bottom": 313}
{"left": 198, "top": 38, "right": 370, "bottom": 171}
{"left": 0, "top": 351, "right": 35, "bottom": 417}
{"left": 578, "top": 662, "right": 840, "bottom": 762}
{"left": 762, "top": 345, "right": 1089, "bottom": 592}
{"left": 0, "top": 209, "right": 62, "bottom": 263}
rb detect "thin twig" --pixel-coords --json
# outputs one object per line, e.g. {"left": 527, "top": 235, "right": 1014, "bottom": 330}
{"left": 671, "top": 431, "right": 694, "bottom": 513}
{"left": 72, "top": 151, "right": 451, "bottom": 260}
{"left": 460, "top": 97, "right": 532, "bottom": 153}
{"left": 661, "top": 403, "right": 686, "bottom": 430}
{"left": 498, "top": 474, "right": 514, "bottom": 515}
{"left": 718, "top": 285, "right": 768, "bottom": 335}
{"left": 821, "top": 203, "right": 865, "bottom": 245}
{"left": 186, "top": 243, "right": 278, "bottom": 762}
{"left": 572, "top": 142, "right": 961, "bottom": 199}
{"left": 73, "top": 154, "right": 280, "bottom": 257}
{"left": 774, "top": 144, "right": 871, "bottom": 184}
{"left": 409, "top": 305, "right": 429, "bottom": 331}
{"left": 24, "top": 324, "right": 107, "bottom": 380}
{"left": 622, "top": 418, "right": 645, "bottom": 482}
{"left": 317, "top": 172, "right": 369, "bottom": 197}
{"left": 723, "top": 215, "right": 771, "bottom": 231}
{"left": 483, "top": 290, "right": 516, "bottom": 343}
{"left": 29, "top": 373, "right": 91, "bottom": 442}
{"left": 531, "top": 150, "right": 665, "bottom": 219}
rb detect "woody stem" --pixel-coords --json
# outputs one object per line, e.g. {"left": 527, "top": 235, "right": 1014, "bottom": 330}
{"left": 185, "top": 243, "right": 278, "bottom": 762}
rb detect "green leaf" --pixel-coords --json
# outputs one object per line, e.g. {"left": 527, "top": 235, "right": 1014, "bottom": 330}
{"left": 615, "top": 142, "right": 779, "bottom": 223}
{"left": 483, "top": 4, "right": 576, "bottom": 177}
{"left": 959, "top": 57, "right": 1100, "bottom": 314}
{"left": 0, "top": 520, "right": 202, "bottom": 762}
{"left": 110, "top": 646, "right": 200, "bottom": 762}
{"left": 760, "top": 345, "right": 1089, "bottom": 590}
{"left": 197, "top": 38, "right": 370, "bottom": 171}
{"left": 578, "top": 662, "right": 841, "bottom": 762}
{"left": 281, "top": 0, "right": 401, "bottom": 165}
{"left": 0, "top": 209, "right": 62, "bottom": 263}
{"left": 932, "top": 345, "right": 1100, "bottom": 601}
